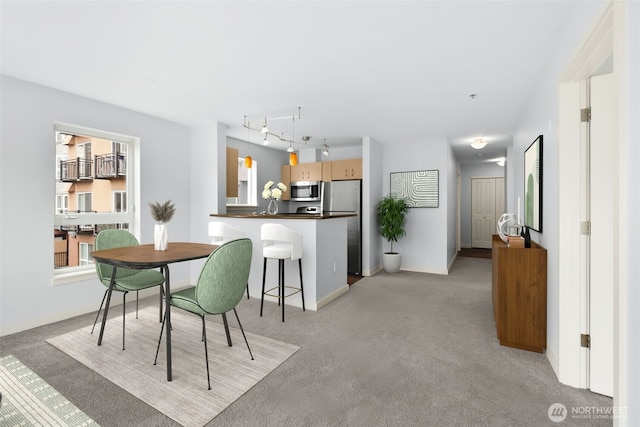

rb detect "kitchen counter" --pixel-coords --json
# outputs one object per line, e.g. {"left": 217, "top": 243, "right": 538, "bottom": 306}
{"left": 209, "top": 214, "right": 350, "bottom": 311}
{"left": 212, "top": 212, "right": 356, "bottom": 219}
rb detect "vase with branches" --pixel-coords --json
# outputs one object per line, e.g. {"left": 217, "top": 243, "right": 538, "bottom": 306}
{"left": 149, "top": 200, "right": 175, "bottom": 250}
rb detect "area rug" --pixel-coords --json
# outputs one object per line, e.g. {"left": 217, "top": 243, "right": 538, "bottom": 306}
{"left": 0, "top": 354, "right": 98, "bottom": 426}
{"left": 47, "top": 307, "right": 299, "bottom": 427}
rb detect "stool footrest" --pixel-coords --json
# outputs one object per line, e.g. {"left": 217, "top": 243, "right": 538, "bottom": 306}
{"left": 264, "top": 286, "right": 302, "bottom": 299}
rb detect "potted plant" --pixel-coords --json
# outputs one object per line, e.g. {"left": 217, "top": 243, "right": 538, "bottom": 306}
{"left": 149, "top": 200, "right": 175, "bottom": 250}
{"left": 376, "top": 195, "right": 409, "bottom": 273}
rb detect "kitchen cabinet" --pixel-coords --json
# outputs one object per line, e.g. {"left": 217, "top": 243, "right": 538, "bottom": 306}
{"left": 226, "top": 147, "right": 238, "bottom": 198}
{"left": 322, "top": 161, "right": 332, "bottom": 182}
{"left": 331, "top": 158, "right": 362, "bottom": 180}
{"left": 291, "top": 162, "right": 322, "bottom": 182}
{"left": 492, "top": 235, "right": 547, "bottom": 352}
{"left": 280, "top": 164, "right": 291, "bottom": 201}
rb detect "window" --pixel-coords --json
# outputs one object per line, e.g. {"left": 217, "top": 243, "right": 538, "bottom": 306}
{"left": 227, "top": 158, "right": 258, "bottom": 206}
{"left": 53, "top": 122, "right": 138, "bottom": 282}
{"left": 113, "top": 191, "right": 127, "bottom": 213}
{"left": 79, "top": 242, "right": 93, "bottom": 266}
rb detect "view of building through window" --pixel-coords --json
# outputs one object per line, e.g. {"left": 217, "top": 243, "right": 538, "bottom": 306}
{"left": 54, "top": 128, "right": 133, "bottom": 271}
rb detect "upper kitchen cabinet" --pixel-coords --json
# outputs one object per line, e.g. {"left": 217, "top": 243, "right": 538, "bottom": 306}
{"left": 291, "top": 162, "right": 322, "bottom": 182}
{"left": 226, "top": 147, "right": 239, "bottom": 197}
{"left": 280, "top": 164, "right": 291, "bottom": 201}
{"left": 322, "top": 161, "right": 332, "bottom": 182}
{"left": 331, "top": 158, "right": 362, "bottom": 180}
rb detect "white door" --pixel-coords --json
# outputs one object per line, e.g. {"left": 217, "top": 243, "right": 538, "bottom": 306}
{"left": 588, "top": 73, "right": 616, "bottom": 397}
{"left": 471, "top": 178, "right": 497, "bottom": 249}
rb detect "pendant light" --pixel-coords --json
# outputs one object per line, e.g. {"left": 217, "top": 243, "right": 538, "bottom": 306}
{"left": 288, "top": 114, "right": 297, "bottom": 166}
{"left": 289, "top": 151, "right": 298, "bottom": 166}
{"left": 244, "top": 117, "right": 252, "bottom": 168}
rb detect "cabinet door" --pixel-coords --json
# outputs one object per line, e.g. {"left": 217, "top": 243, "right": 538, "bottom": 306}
{"left": 331, "top": 159, "right": 362, "bottom": 180}
{"left": 322, "top": 161, "right": 332, "bottom": 182}
{"left": 280, "top": 164, "right": 291, "bottom": 200}
{"left": 306, "top": 162, "right": 322, "bottom": 181}
{"left": 226, "top": 147, "right": 238, "bottom": 197}
{"left": 290, "top": 164, "right": 305, "bottom": 182}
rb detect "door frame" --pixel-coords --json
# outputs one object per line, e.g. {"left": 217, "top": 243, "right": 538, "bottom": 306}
{"left": 558, "top": 1, "right": 632, "bottom": 410}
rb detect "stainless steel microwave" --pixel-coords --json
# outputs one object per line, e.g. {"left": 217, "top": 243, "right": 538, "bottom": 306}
{"left": 289, "top": 181, "right": 322, "bottom": 201}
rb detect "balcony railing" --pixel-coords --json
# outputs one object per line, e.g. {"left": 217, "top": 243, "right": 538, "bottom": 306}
{"left": 60, "top": 158, "right": 93, "bottom": 182}
{"left": 95, "top": 153, "right": 126, "bottom": 179}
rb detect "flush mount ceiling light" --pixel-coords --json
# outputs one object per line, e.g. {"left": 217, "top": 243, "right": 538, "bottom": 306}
{"left": 470, "top": 138, "right": 488, "bottom": 150}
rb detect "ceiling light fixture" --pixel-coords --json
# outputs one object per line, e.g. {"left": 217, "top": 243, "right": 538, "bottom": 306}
{"left": 262, "top": 134, "right": 269, "bottom": 146}
{"left": 322, "top": 140, "right": 329, "bottom": 157}
{"left": 244, "top": 117, "right": 252, "bottom": 168}
{"left": 497, "top": 158, "right": 506, "bottom": 167}
{"left": 261, "top": 118, "right": 268, "bottom": 134}
{"left": 470, "top": 138, "right": 487, "bottom": 150}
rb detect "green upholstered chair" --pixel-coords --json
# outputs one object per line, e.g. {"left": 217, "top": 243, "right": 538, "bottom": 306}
{"left": 154, "top": 238, "right": 254, "bottom": 390}
{"left": 91, "top": 229, "right": 166, "bottom": 350}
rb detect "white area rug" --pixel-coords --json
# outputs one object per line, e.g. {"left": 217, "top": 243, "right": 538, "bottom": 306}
{"left": 0, "top": 354, "right": 98, "bottom": 426}
{"left": 47, "top": 307, "right": 299, "bottom": 427}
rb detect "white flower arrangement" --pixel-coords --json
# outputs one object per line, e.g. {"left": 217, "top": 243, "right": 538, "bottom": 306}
{"left": 262, "top": 181, "right": 287, "bottom": 200}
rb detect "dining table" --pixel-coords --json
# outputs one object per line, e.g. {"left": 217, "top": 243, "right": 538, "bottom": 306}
{"left": 91, "top": 241, "right": 218, "bottom": 381}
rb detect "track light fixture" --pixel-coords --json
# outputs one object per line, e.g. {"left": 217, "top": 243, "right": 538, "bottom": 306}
{"left": 262, "top": 135, "right": 269, "bottom": 146}
{"left": 261, "top": 118, "right": 268, "bottom": 134}
{"left": 322, "top": 141, "right": 329, "bottom": 157}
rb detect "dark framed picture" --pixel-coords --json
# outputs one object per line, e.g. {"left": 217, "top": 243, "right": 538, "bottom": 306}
{"left": 524, "top": 135, "right": 543, "bottom": 232}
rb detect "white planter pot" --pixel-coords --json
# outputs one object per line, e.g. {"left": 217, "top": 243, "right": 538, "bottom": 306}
{"left": 382, "top": 252, "right": 402, "bottom": 273}
{"left": 154, "top": 223, "right": 168, "bottom": 251}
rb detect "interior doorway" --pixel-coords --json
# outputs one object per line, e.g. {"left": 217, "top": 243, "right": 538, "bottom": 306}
{"left": 471, "top": 177, "right": 504, "bottom": 249}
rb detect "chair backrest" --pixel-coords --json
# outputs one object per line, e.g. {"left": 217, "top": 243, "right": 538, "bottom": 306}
{"left": 195, "top": 238, "right": 253, "bottom": 315}
{"left": 261, "top": 223, "right": 302, "bottom": 260}
{"left": 208, "top": 221, "right": 245, "bottom": 245}
{"left": 94, "top": 229, "right": 140, "bottom": 284}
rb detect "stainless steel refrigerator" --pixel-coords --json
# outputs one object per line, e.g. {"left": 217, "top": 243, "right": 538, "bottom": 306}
{"left": 322, "top": 180, "right": 362, "bottom": 276}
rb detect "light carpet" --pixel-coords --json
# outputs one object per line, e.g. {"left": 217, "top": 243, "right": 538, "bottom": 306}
{"left": 46, "top": 306, "right": 299, "bottom": 427}
{"left": 0, "top": 354, "right": 98, "bottom": 426}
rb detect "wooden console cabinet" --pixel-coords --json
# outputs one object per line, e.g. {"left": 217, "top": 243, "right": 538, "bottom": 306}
{"left": 491, "top": 235, "right": 547, "bottom": 353}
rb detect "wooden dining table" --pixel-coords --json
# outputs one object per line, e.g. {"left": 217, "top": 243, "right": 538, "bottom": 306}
{"left": 91, "top": 242, "right": 218, "bottom": 381}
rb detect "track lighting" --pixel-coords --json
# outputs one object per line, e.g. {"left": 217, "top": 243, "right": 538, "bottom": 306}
{"left": 261, "top": 118, "right": 268, "bottom": 134}
{"left": 322, "top": 143, "right": 329, "bottom": 157}
{"left": 262, "top": 135, "right": 269, "bottom": 146}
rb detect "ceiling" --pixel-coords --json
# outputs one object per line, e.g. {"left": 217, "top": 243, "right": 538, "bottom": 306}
{"left": 1, "top": 1, "right": 577, "bottom": 165}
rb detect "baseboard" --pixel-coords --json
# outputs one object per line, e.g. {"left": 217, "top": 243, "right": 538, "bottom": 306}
{"left": 316, "top": 285, "right": 350, "bottom": 310}
{"left": 0, "top": 280, "right": 192, "bottom": 337}
{"left": 546, "top": 346, "right": 560, "bottom": 381}
{"left": 447, "top": 253, "right": 458, "bottom": 274}
{"left": 461, "top": 243, "right": 472, "bottom": 249}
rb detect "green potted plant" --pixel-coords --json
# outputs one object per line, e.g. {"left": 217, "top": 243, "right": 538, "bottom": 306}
{"left": 376, "top": 195, "right": 409, "bottom": 273}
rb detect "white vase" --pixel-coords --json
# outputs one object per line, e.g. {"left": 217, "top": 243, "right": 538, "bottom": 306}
{"left": 267, "top": 199, "right": 278, "bottom": 215}
{"left": 154, "top": 223, "right": 168, "bottom": 251}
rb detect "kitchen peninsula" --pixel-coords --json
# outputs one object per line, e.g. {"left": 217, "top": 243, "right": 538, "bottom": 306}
{"left": 210, "top": 212, "right": 355, "bottom": 310}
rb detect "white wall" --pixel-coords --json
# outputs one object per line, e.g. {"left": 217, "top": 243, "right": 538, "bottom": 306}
{"left": 0, "top": 76, "right": 192, "bottom": 335}
{"left": 381, "top": 137, "right": 450, "bottom": 274}
{"left": 362, "top": 136, "right": 383, "bottom": 276}
{"left": 459, "top": 162, "right": 506, "bottom": 247}
{"left": 506, "top": 0, "right": 609, "bottom": 385}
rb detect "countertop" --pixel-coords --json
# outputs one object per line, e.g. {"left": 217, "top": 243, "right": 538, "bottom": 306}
{"left": 210, "top": 212, "right": 356, "bottom": 219}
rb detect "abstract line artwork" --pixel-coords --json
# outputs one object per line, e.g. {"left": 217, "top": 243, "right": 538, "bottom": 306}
{"left": 390, "top": 170, "right": 439, "bottom": 208}
{"left": 524, "top": 135, "right": 543, "bottom": 232}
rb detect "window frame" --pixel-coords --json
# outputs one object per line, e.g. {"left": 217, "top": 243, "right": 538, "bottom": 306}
{"left": 53, "top": 121, "right": 139, "bottom": 285}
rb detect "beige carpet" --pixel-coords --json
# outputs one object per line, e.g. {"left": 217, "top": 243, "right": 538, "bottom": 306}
{"left": 47, "top": 306, "right": 299, "bottom": 427}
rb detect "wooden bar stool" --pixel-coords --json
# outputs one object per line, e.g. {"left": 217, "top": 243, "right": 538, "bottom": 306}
{"left": 260, "top": 223, "right": 305, "bottom": 322}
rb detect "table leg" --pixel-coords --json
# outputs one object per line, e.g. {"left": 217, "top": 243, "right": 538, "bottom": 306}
{"left": 163, "top": 264, "right": 172, "bottom": 381}
{"left": 97, "top": 267, "right": 118, "bottom": 346}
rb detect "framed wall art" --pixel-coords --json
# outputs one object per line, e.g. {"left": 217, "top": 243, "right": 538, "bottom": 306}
{"left": 390, "top": 170, "right": 439, "bottom": 208}
{"left": 524, "top": 135, "right": 543, "bottom": 232}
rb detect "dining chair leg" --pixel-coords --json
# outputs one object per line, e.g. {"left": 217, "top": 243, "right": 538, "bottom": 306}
{"left": 233, "top": 308, "right": 254, "bottom": 360}
{"left": 246, "top": 283, "right": 250, "bottom": 300}
{"left": 154, "top": 311, "right": 167, "bottom": 365}
{"left": 159, "top": 286, "right": 164, "bottom": 323}
{"left": 122, "top": 292, "right": 127, "bottom": 350}
{"left": 91, "top": 290, "right": 109, "bottom": 334}
{"left": 201, "top": 315, "right": 211, "bottom": 390}
{"left": 260, "top": 258, "right": 267, "bottom": 316}
{"left": 221, "top": 313, "right": 232, "bottom": 347}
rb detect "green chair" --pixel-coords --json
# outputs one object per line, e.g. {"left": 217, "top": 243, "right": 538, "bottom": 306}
{"left": 154, "top": 238, "right": 254, "bottom": 390}
{"left": 91, "top": 229, "right": 166, "bottom": 350}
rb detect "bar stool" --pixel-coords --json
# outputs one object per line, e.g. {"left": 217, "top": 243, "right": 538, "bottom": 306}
{"left": 208, "top": 221, "right": 250, "bottom": 299}
{"left": 260, "top": 223, "right": 305, "bottom": 322}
